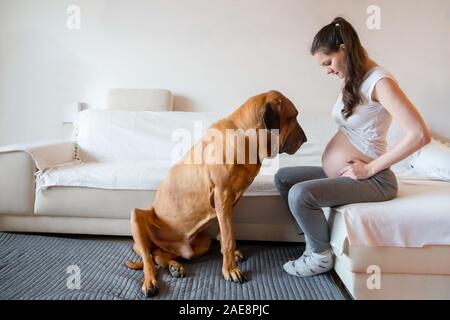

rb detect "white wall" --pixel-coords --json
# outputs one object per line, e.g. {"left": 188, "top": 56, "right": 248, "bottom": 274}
{"left": 1, "top": 0, "right": 449, "bottom": 145}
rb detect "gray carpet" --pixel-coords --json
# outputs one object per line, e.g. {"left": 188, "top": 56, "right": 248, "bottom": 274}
{"left": 0, "top": 232, "right": 345, "bottom": 300}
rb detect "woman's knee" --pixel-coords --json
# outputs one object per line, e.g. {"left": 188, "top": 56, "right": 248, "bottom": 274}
{"left": 377, "top": 171, "right": 399, "bottom": 201}
{"left": 288, "top": 182, "right": 316, "bottom": 207}
{"left": 386, "top": 182, "right": 399, "bottom": 200}
{"left": 274, "top": 167, "right": 291, "bottom": 191}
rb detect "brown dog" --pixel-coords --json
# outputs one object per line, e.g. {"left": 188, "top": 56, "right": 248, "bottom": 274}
{"left": 125, "top": 90, "right": 307, "bottom": 297}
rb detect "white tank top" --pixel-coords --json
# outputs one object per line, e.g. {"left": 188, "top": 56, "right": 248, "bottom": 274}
{"left": 332, "top": 66, "right": 396, "bottom": 160}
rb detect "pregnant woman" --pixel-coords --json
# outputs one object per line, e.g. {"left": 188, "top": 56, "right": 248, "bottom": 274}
{"left": 275, "top": 17, "right": 431, "bottom": 277}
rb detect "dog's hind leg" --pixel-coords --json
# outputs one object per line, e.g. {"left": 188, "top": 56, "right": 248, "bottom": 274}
{"left": 192, "top": 231, "right": 212, "bottom": 257}
{"left": 152, "top": 249, "right": 186, "bottom": 278}
{"left": 130, "top": 207, "right": 159, "bottom": 297}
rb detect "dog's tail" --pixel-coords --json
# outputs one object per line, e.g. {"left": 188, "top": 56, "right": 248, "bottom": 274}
{"left": 125, "top": 260, "right": 143, "bottom": 270}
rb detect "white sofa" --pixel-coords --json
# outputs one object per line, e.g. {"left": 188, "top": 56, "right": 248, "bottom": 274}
{"left": 1, "top": 89, "right": 449, "bottom": 300}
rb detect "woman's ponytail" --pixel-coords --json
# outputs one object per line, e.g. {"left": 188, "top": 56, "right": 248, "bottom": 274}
{"left": 311, "top": 17, "right": 368, "bottom": 119}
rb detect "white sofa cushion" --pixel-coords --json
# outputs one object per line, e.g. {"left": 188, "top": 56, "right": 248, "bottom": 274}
{"left": 37, "top": 161, "right": 171, "bottom": 192}
{"left": 330, "top": 179, "right": 450, "bottom": 248}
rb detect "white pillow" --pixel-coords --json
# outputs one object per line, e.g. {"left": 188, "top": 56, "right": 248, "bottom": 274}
{"left": 409, "top": 138, "right": 450, "bottom": 181}
{"left": 106, "top": 89, "right": 173, "bottom": 111}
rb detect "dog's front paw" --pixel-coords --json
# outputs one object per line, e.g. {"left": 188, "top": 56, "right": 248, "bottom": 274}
{"left": 223, "top": 267, "right": 248, "bottom": 284}
{"left": 141, "top": 279, "right": 159, "bottom": 298}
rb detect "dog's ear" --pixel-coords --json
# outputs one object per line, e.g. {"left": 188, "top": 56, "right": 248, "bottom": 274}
{"left": 259, "top": 98, "right": 282, "bottom": 160}
{"left": 262, "top": 98, "right": 282, "bottom": 131}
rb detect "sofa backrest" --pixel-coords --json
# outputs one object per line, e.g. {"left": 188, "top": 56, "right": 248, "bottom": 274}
{"left": 75, "top": 109, "right": 223, "bottom": 163}
{"left": 74, "top": 108, "right": 408, "bottom": 170}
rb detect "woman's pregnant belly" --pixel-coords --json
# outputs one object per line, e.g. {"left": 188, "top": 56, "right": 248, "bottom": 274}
{"left": 322, "top": 130, "right": 374, "bottom": 178}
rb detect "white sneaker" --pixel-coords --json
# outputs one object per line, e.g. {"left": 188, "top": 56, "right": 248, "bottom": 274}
{"left": 283, "top": 249, "right": 333, "bottom": 277}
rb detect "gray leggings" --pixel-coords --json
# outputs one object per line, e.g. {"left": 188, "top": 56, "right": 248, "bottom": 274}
{"left": 274, "top": 166, "right": 398, "bottom": 253}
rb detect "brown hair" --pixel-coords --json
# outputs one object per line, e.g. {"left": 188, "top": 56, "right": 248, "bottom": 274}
{"left": 311, "top": 17, "right": 368, "bottom": 119}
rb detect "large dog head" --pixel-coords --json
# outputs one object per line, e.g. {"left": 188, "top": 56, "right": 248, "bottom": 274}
{"left": 258, "top": 90, "right": 307, "bottom": 157}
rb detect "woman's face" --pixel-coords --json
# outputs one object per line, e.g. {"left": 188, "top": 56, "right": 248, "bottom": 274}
{"left": 313, "top": 45, "right": 346, "bottom": 79}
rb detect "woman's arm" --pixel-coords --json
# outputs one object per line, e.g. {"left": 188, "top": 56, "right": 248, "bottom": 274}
{"left": 366, "top": 78, "right": 431, "bottom": 176}
{"left": 340, "top": 78, "right": 431, "bottom": 179}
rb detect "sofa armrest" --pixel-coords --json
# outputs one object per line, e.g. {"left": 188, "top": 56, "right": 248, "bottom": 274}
{"left": 0, "top": 140, "right": 75, "bottom": 170}
{"left": 0, "top": 151, "right": 36, "bottom": 216}
{"left": 0, "top": 140, "right": 74, "bottom": 217}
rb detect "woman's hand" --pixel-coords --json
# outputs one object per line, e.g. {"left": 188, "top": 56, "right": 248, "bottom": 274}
{"left": 339, "top": 158, "right": 374, "bottom": 180}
